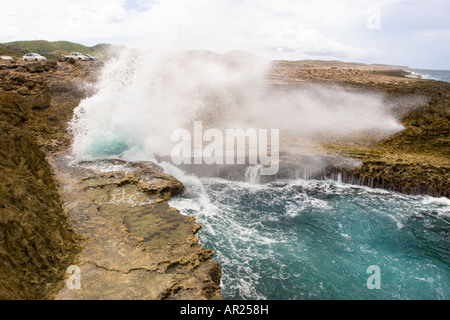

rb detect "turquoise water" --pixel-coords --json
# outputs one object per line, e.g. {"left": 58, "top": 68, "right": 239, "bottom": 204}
{"left": 168, "top": 174, "right": 450, "bottom": 300}
{"left": 85, "top": 136, "right": 129, "bottom": 158}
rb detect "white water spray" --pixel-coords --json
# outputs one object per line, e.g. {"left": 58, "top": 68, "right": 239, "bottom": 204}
{"left": 69, "top": 48, "right": 415, "bottom": 176}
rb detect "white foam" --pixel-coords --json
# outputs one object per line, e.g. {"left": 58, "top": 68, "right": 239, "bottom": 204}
{"left": 421, "top": 196, "right": 450, "bottom": 206}
{"left": 245, "top": 164, "right": 263, "bottom": 184}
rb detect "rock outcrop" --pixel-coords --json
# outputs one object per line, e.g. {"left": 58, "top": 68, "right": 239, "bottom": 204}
{"left": 0, "top": 59, "right": 221, "bottom": 299}
{"left": 270, "top": 62, "right": 449, "bottom": 198}
{"left": 52, "top": 159, "right": 221, "bottom": 300}
{"left": 0, "top": 61, "right": 82, "bottom": 299}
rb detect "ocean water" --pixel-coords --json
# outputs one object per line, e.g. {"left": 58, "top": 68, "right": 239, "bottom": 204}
{"left": 164, "top": 165, "right": 450, "bottom": 300}
{"left": 405, "top": 69, "right": 450, "bottom": 83}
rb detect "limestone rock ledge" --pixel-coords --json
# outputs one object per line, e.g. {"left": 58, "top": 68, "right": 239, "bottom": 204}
{"left": 51, "top": 158, "right": 222, "bottom": 300}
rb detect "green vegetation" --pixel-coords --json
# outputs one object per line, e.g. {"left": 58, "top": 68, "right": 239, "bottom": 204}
{"left": 0, "top": 40, "right": 120, "bottom": 60}
{"left": 0, "top": 45, "right": 17, "bottom": 57}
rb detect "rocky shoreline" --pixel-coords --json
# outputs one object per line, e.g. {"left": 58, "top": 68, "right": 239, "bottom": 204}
{"left": 0, "top": 58, "right": 448, "bottom": 299}
{"left": 51, "top": 157, "right": 221, "bottom": 300}
{"left": 270, "top": 61, "right": 449, "bottom": 198}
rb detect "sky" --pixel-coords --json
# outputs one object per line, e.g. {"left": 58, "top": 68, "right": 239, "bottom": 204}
{"left": 1, "top": 0, "right": 449, "bottom": 69}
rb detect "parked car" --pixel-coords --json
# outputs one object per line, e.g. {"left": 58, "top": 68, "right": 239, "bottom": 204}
{"left": 23, "top": 53, "right": 47, "bottom": 61}
{"left": 83, "top": 54, "right": 98, "bottom": 61}
{"left": 65, "top": 52, "right": 89, "bottom": 61}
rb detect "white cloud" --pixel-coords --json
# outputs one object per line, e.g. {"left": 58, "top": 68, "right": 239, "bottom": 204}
{"left": 120, "top": 0, "right": 379, "bottom": 61}
{"left": 0, "top": 0, "right": 448, "bottom": 67}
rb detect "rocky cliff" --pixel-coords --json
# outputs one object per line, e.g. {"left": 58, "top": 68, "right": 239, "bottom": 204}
{"left": 0, "top": 60, "right": 221, "bottom": 299}
{"left": 0, "top": 61, "right": 85, "bottom": 299}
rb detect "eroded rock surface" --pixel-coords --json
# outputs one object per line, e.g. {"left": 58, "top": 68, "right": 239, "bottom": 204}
{"left": 51, "top": 158, "right": 221, "bottom": 300}
{"left": 271, "top": 61, "right": 449, "bottom": 197}
{"left": 0, "top": 61, "right": 83, "bottom": 299}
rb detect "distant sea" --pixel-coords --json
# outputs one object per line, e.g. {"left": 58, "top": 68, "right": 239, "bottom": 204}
{"left": 405, "top": 69, "right": 450, "bottom": 83}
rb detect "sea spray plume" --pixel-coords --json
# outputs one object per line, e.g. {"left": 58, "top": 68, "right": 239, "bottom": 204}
{"left": 69, "top": 48, "right": 271, "bottom": 161}
{"left": 69, "top": 49, "right": 420, "bottom": 179}
{"left": 224, "top": 83, "right": 406, "bottom": 140}
{"left": 70, "top": 48, "right": 147, "bottom": 160}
